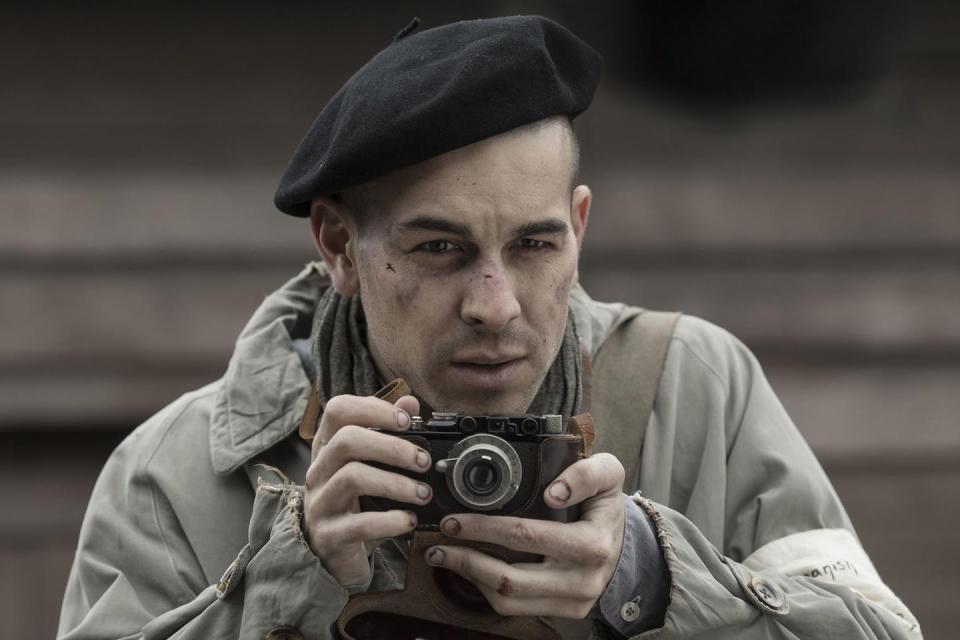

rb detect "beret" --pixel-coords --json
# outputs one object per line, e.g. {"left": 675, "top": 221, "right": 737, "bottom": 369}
{"left": 274, "top": 15, "right": 602, "bottom": 217}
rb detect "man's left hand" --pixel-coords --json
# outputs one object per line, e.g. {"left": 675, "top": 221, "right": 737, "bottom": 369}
{"left": 424, "top": 452, "right": 626, "bottom": 619}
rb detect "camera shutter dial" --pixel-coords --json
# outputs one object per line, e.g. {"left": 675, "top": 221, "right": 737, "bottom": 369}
{"left": 435, "top": 434, "right": 522, "bottom": 510}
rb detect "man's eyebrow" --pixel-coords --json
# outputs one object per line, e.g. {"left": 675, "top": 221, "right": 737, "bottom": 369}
{"left": 395, "top": 215, "right": 473, "bottom": 237}
{"left": 394, "top": 216, "right": 569, "bottom": 238}
{"left": 511, "top": 219, "right": 569, "bottom": 237}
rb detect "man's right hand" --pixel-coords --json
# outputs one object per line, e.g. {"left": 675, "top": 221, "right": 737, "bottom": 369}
{"left": 303, "top": 393, "right": 432, "bottom": 588}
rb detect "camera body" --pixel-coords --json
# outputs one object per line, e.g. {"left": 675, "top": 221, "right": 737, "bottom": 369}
{"left": 361, "top": 413, "right": 584, "bottom": 528}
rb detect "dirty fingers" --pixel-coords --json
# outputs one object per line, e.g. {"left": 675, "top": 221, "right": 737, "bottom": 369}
{"left": 303, "top": 393, "right": 431, "bottom": 587}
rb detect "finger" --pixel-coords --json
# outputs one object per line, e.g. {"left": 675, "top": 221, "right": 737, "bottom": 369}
{"left": 425, "top": 545, "right": 603, "bottom": 600}
{"left": 313, "top": 509, "right": 418, "bottom": 549}
{"left": 313, "top": 461, "right": 432, "bottom": 516}
{"left": 438, "top": 514, "right": 608, "bottom": 565}
{"left": 313, "top": 394, "right": 418, "bottom": 458}
{"left": 485, "top": 593, "right": 597, "bottom": 619}
{"left": 308, "top": 425, "right": 431, "bottom": 487}
{"left": 424, "top": 546, "right": 600, "bottom": 617}
{"left": 318, "top": 544, "right": 371, "bottom": 589}
{"left": 477, "top": 586, "right": 597, "bottom": 620}
{"left": 304, "top": 510, "right": 418, "bottom": 588}
{"left": 543, "top": 453, "right": 624, "bottom": 510}
{"left": 394, "top": 394, "right": 420, "bottom": 419}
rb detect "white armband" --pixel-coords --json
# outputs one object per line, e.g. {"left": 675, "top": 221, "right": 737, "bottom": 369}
{"left": 743, "top": 528, "right": 919, "bottom": 633}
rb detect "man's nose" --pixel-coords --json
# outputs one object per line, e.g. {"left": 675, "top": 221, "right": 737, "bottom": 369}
{"left": 460, "top": 267, "right": 522, "bottom": 333}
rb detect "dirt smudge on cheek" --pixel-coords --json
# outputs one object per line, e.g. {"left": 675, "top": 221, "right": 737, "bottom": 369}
{"left": 553, "top": 265, "right": 576, "bottom": 306}
{"left": 391, "top": 277, "right": 422, "bottom": 310}
{"left": 555, "top": 280, "right": 568, "bottom": 305}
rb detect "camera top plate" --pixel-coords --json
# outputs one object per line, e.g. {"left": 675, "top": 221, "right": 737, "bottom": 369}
{"left": 409, "top": 413, "right": 564, "bottom": 437}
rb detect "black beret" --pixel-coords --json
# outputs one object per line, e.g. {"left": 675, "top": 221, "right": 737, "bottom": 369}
{"left": 274, "top": 15, "right": 602, "bottom": 217}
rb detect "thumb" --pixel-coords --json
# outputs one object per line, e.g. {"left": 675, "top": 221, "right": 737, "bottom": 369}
{"left": 394, "top": 395, "right": 420, "bottom": 420}
{"left": 543, "top": 453, "right": 624, "bottom": 510}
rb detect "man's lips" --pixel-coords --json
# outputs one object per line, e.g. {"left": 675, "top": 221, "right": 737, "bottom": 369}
{"left": 449, "top": 357, "right": 527, "bottom": 390}
{"left": 453, "top": 355, "right": 524, "bottom": 367}
{"left": 452, "top": 352, "right": 527, "bottom": 366}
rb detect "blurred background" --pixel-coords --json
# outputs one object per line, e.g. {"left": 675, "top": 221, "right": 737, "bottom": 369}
{"left": 1, "top": 1, "right": 957, "bottom": 637}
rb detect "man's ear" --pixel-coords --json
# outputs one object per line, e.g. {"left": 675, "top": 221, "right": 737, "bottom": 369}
{"left": 570, "top": 185, "right": 591, "bottom": 249}
{"left": 309, "top": 197, "right": 361, "bottom": 296}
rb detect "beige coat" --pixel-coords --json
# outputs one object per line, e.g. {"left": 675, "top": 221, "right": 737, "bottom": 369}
{"left": 58, "top": 262, "right": 921, "bottom": 639}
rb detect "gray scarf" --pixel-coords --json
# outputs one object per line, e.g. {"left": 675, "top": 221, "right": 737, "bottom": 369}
{"left": 310, "top": 286, "right": 582, "bottom": 419}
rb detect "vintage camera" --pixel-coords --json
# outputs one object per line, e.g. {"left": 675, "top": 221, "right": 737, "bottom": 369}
{"left": 361, "top": 413, "right": 584, "bottom": 528}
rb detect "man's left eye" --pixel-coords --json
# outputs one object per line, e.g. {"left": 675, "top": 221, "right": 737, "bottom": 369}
{"left": 518, "top": 238, "right": 551, "bottom": 250}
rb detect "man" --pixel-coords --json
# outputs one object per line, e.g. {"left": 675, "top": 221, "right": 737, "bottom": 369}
{"left": 59, "top": 15, "right": 921, "bottom": 640}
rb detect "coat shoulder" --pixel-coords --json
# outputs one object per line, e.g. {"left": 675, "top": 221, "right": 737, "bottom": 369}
{"left": 109, "top": 380, "right": 223, "bottom": 484}
{"left": 666, "top": 314, "right": 759, "bottom": 394}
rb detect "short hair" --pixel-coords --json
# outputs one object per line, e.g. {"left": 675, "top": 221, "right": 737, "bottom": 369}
{"left": 332, "top": 116, "right": 580, "bottom": 231}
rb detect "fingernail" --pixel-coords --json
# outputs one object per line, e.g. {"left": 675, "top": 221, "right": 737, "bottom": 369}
{"left": 397, "top": 411, "right": 410, "bottom": 429}
{"left": 407, "top": 511, "right": 418, "bottom": 529}
{"left": 416, "top": 483, "right": 431, "bottom": 500}
{"left": 548, "top": 481, "right": 571, "bottom": 503}
{"left": 441, "top": 517, "right": 461, "bottom": 536}
{"left": 426, "top": 547, "right": 444, "bottom": 566}
{"left": 415, "top": 449, "right": 430, "bottom": 469}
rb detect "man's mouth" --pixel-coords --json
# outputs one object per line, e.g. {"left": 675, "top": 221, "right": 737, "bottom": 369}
{"left": 452, "top": 352, "right": 527, "bottom": 366}
{"left": 449, "top": 357, "right": 527, "bottom": 390}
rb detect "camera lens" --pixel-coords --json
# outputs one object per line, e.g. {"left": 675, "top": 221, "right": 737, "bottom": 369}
{"left": 440, "top": 434, "right": 522, "bottom": 510}
{"left": 464, "top": 458, "right": 499, "bottom": 496}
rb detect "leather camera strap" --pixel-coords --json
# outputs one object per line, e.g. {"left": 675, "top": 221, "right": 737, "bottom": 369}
{"left": 568, "top": 413, "right": 596, "bottom": 457}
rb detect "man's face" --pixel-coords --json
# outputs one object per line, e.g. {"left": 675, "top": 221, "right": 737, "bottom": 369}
{"left": 338, "top": 120, "right": 589, "bottom": 414}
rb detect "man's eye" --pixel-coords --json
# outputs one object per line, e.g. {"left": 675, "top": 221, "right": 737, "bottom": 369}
{"left": 518, "top": 238, "right": 551, "bottom": 250}
{"left": 418, "top": 240, "right": 460, "bottom": 254}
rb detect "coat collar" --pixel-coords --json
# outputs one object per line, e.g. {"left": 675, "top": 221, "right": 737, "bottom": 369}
{"left": 207, "top": 262, "right": 627, "bottom": 475}
{"left": 209, "top": 262, "right": 329, "bottom": 475}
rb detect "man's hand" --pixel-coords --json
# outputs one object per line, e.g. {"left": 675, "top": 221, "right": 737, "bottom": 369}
{"left": 303, "top": 393, "right": 432, "bottom": 588}
{"left": 423, "top": 452, "right": 626, "bottom": 619}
